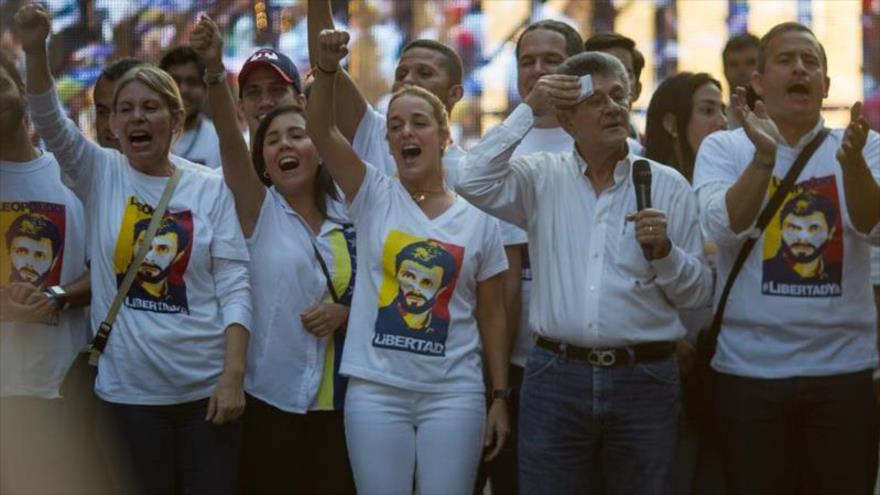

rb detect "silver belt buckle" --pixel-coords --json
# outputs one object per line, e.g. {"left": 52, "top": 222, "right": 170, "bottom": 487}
{"left": 588, "top": 349, "right": 616, "bottom": 367}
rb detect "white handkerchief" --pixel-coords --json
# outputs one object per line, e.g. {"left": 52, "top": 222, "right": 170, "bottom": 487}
{"left": 577, "top": 75, "right": 594, "bottom": 103}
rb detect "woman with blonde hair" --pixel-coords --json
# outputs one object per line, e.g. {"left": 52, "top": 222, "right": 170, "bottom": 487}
{"left": 15, "top": 6, "right": 251, "bottom": 494}
{"left": 308, "top": 29, "right": 511, "bottom": 494}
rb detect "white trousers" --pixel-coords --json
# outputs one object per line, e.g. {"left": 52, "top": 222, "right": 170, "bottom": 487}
{"left": 344, "top": 378, "right": 486, "bottom": 495}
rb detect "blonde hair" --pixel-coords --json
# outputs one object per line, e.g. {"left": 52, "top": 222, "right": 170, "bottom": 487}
{"left": 387, "top": 85, "right": 451, "bottom": 146}
{"left": 112, "top": 65, "right": 184, "bottom": 119}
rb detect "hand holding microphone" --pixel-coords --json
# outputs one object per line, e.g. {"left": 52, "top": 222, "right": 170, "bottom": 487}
{"left": 629, "top": 160, "right": 671, "bottom": 260}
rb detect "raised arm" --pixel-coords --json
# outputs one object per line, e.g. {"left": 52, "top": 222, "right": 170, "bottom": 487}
{"left": 456, "top": 75, "right": 579, "bottom": 228}
{"left": 191, "top": 16, "right": 265, "bottom": 237}
{"left": 307, "top": 0, "right": 367, "bottom": 142}
{"left": 837, "top": 102, "right": 880, "bottom": 236}
{"left": 306, "top": 30, "right": 366, "bottom": 199}
{"left": 14, "top": 4, "right": 109, "bottom": 194}
{"left": 723, "top": 87, "right": 786, "bottom": 234}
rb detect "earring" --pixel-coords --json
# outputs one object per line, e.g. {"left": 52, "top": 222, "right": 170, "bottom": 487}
{"left": 262, "top": 170, "right": 270, "bottom": 179}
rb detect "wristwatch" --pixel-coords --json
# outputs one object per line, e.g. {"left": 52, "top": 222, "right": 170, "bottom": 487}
{"left": 491, "top": 388, "right": 513, "bottom": 402}
{"left": 43, "top": 285, "right": 69, "bottom": 312}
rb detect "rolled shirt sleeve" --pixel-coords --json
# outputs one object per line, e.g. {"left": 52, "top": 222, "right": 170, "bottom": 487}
{"left": 213, "top": 257, "right": 252, "bottom": 332}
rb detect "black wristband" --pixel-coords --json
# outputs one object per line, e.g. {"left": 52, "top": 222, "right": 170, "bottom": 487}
{"left": 491, "top": 388, "right": 513, "bottom": 401}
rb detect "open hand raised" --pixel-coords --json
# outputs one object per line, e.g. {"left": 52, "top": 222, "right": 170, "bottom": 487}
{"left": 732, "top": 86, "right": 785, "bottom": 163}
{"left": 836, "top": 102, "right": 869, "bottom": 168}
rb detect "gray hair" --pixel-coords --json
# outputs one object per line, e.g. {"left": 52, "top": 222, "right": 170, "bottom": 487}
{"left": 555, "top": 51, "right": 631, "bottom": 102}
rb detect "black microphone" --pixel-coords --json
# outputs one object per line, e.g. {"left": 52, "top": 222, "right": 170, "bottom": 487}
{"left": 632, "top": 159, "right": 653, "bottom": 259}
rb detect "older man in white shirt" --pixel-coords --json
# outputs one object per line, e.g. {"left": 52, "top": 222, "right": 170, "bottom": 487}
{"left": 456, "top": 52, "right": 712, "bottom": 494}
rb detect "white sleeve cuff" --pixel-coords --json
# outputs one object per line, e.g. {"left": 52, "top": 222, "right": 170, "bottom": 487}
{"left": 222, "top": 300, "right": 252, "bottom": 333}
{"left": 651, "top": 244, "right": 686, "bottom": 283}
{"left": 507, "top": 103, "right": 536, "bottom": 135}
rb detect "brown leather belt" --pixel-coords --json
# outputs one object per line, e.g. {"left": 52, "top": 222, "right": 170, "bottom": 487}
{"left": 536, "top": 336, "right": 675, "bottom": 367}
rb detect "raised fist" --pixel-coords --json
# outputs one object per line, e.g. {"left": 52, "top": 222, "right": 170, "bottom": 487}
{"left": 13, "top": 4, "right": 51, "bottom": 53}
{"left": 190, "top": 15, "right": 224, "bottom": 70}
{"left": 316, "top": 29, "right": 350, "bottom": 73}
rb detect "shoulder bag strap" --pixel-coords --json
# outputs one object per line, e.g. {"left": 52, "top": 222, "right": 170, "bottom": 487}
{"left": 706, "top": 127, "right": 830, "bottom": 348}
{"left": 311, "top": 241, "right": 340, "bottom": 304}
{"left": 89, "top": 167, "right": 184, "bottom": 366}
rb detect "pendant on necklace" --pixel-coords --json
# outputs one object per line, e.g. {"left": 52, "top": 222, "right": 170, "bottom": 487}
{"left": 411, "top": 192, "right": 427, "bottom": 204}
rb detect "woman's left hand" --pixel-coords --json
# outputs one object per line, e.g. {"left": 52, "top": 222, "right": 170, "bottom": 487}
{"left": 301, "top": 303, "right": 349, "bottom": 338}
{"left": 483, "top": 399, "right": 511, "bottom": 462}
{"left": 206, "top": 371, "right": 245, "bottom": 425}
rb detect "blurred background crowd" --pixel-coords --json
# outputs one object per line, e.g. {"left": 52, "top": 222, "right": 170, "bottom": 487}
{"left": 2, "top": 0, "right": 879, "bottom": 146}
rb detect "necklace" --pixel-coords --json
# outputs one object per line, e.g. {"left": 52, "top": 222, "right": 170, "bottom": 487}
{"left": 410, "top": 189, "right": 447, "bottom": 204}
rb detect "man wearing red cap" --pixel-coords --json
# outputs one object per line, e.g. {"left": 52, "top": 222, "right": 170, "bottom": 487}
{"left": 237, "top": 48, "right": 304, "bottom": 143}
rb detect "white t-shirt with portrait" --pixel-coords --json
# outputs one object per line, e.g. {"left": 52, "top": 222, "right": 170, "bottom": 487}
{"left": 0, "top": 152, "right": 88, "bottom": 399}
{"left": 694, "top": 123, "right": 880, "bottom": 378}
{"left": 87, "top": 157, "right": 251, "bottom": 405}
{"left": 340, "top": 164, "right": 507, "bottom": 393}
{"left": 28, "top": 87, "right": 253, "bottom": 405}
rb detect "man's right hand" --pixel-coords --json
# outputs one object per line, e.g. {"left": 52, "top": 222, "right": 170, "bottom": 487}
{"left": 0, "top": 283, "right": 58, "bottom": 325}
{"left": 190, "top": 15, "right": 224, "bottom": 72}
{"left": 13, "top": 4, "right": 51, "bottom": 54}
{"left": 732, "top": 85, "right": 784, "bottom": 164}
{"left": 316, "top": 29, "right": 350, "bottom": 73}
{"left": 523, "top": 74, "right": 581, "bottom": 119}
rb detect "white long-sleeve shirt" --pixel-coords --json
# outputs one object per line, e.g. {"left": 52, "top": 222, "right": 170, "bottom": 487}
{"left": 456, "top": 103, "right": 712, "bottom": 347}
{"left": 28, "top": 85, "right": 252, "bottom": 405}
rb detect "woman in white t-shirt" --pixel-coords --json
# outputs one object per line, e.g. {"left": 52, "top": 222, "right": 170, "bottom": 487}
{"left": 308, "top": 29, "right": 511, "bottom": 494}
{"left": 16, "top": 6, "right": 251, "bottom": 494}
{"left": 192, "top": 17, "right": 357, "bottom": 493}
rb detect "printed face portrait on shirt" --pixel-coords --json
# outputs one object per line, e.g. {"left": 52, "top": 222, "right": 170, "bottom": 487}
{"left": 396, "top": 254, "right": 452, "bottom": 315}
{"left": 373, "top": 230, "right": 464, "bottom": 357}
{"left": 762, "top": 176, "right": 843, "bottom": 297}
{"left": 134, "top": 218, "right": 188, "bottom": 284}
{"left": 115, "top": 196, "right": 193, "bottom": 314}
{"left": 1, "top": 206, "right": 65, "bottom": 288}
{"left": 780, "top": 199, "right": 835, "bottom": 264}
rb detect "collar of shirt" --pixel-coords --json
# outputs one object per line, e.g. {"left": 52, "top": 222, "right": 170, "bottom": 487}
{"left": 445, "top": 143, "right": 466, "bottom": 162}
{"left": 786, "top": 117, "right": 825, "bottom": 151}
{"left": 271, "top": 187, "right": 343, "bottom": 240}
{"left": 572, "top": 146, "right": 633, "bottom": 193}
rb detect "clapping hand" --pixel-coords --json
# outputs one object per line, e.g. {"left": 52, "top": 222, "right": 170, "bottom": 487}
{"left": 732, "top": 86, "right": 785, "bottom": 163}
{"left": 836, "top": 102, "right": 869, "bottom": 168}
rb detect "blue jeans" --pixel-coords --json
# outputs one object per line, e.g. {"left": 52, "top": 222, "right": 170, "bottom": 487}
{"left": 519, "top": 344, "right": 680, "bottom": 495}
